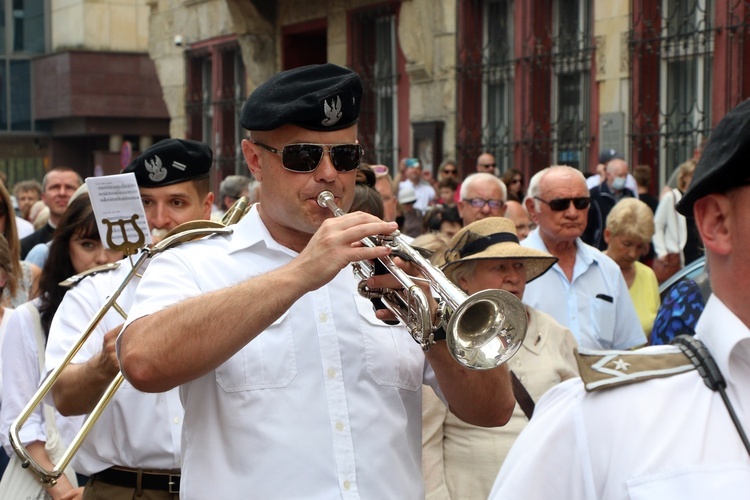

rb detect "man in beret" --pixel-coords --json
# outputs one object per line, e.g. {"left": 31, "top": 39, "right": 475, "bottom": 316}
{"left": 45, "top": 138, "right": 214, "bottom": 499}
{"left": 118, "top": 63, "right": 516, "bottom": 499}
{"left": 489, "top": 99, "right": 750, "bottom": 499}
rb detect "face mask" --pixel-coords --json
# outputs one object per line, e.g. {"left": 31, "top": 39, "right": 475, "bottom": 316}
{"left": 612, "top": 176, "right": 627, "bottom": 190}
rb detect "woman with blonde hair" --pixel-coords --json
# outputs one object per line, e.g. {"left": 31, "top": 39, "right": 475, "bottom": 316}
{"left": 604, "top": 198, "right": 660, "bottom": 337}
{"left": 652, "top": 159, "right": 702, "bottom": 282}
{"left": 0, "top": 184, "right": 40, "bottom": 307}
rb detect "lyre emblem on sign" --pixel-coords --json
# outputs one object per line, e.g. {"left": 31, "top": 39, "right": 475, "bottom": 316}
{"left": 102, "top": 214, "right": 146, "bottom": 255}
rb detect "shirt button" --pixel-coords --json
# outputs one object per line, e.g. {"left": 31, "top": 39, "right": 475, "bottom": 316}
{"left": 343, "top": 480, "right": 351, "bottom": 490}
{"left": 327, "top": 368, "right": 336, "bottom": 378}
{"left": 172, "top": 417, "right": 180, "bottom": 424}
{"left": 319, "top": 313, "right": 328, "bottom": 322}
{"left": 335, "top": 421, "right": 344, "bottom": 432}
{"left": 520, "top": 375, "right": 527, "bottom": 383}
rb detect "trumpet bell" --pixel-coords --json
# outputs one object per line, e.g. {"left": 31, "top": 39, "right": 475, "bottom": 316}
{"left": 447, "top": 289, "right": 528, "bottom": 370}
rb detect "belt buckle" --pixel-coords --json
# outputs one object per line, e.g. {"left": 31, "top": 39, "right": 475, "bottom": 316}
{"left": 168, "top": 474, "right": 180, "bottom": 494}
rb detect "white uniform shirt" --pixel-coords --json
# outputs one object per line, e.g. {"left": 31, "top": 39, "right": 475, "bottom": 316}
{"left": 0, "top": 300, "right": 83, "bottom": 456}
{"left": 489, "top": 295, "right": 750, "bottom": 500}
{"left": 399, "top": 179, "right": 436, "bottom": 211}
{"left": 522, "top": 229, "right": 645, "bottom": 349}
{"left": 121, "top": 206, "right": 444, "bottom": 500}
{"left": 45, "top": 260, "right": 183, "bottom": 475}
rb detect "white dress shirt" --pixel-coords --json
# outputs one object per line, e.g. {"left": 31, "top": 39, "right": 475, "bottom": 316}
{"left": 121, "top": 206, "right": 444, "bottom": 500}
{"left": 489, "top": 295, "right": 750, "bottom": 500}
{"left": 399, "top": 179, "right": 436, "bottom": 211}
{"left": 1, "top": 300, "right": 83, "bottom": 456}
{"left": 522, "top": 229, "right": 645, "bottom": 349}
{"left": 45, "top": 260, "right": 183, "bottom": 476}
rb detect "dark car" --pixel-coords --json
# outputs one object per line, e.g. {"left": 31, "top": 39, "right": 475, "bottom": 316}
{"left": 658, "top": 256, "right": 707, "bottom": 301}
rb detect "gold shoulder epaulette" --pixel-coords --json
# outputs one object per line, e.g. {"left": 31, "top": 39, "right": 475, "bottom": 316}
{"left": 59, "top": 262, "right": 121, "bottom": 288}
{"left": 576, "top": 346, "right": 696, "bottom": 392}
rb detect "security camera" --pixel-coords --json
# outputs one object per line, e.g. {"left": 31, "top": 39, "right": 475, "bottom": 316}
{"left": 174, "top": 35, "right": 183, "bottom": 47}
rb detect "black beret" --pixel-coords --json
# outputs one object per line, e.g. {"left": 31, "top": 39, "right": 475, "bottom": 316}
{"left": 240, "top": 63, "right": 363, "bottom": 132}
{"left": 122, "top": 139, "right": 212, "bottom": 188}
{"left": 677, "top": 99, "right": 750, "bottom": 216}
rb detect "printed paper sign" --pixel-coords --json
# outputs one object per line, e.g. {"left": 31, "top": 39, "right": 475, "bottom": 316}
{"left": 86, "top": 173, "right": 152, "bottom": 251}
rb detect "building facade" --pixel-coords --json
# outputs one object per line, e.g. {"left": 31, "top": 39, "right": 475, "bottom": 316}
{"left": 0, "top": 0, "right": 169, "bottom": 187}
{"left": 4, "top": 0, "right": 749, "bottom": 197}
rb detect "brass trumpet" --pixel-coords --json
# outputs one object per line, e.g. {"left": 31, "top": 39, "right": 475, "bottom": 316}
{"left": 317, "top": 191, "right": 527, "bottom": 370}
{"left": 9, "top": 198, "right": 249, "bottom": 487}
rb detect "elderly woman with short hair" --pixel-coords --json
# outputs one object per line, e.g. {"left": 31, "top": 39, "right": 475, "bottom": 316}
{"left": 604, "top": 198, "right": 660, "bottom": 338}
{"left": 422, "top": 217, "right": 578, "bottom": 500}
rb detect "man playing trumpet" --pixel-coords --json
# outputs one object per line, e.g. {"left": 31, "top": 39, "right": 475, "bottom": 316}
{"left": 117, "top": 64, "right": 516, "bottom": 499}
{"left": 46, "top": 139, "right": 215, "bottom": 499}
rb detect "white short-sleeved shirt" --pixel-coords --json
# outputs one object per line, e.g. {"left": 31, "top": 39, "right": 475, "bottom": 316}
{"left": 489, "top": 295, "right": 750, "bottom": 500}
{"left": 399, "top": 179, "right": 436, "bottom": 211}
{"left": 522, "top": 229, "right": 645, "bottom": 350}
{"left": 121, "top": 206, "right": 443, "bottom": 500}
{"left": 46, "top": 260, "right": 183, "bottom": 476}
{"left": 0, "top": 299, "right": 83, "bottom": 456}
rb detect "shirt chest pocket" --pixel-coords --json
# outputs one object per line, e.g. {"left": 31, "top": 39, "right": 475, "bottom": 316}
{"left": 215, "top": 311, "right": 298, "bottom": 392}
{"left": 355, "top": 298, "right": 423, "bottom": 392}
{"left": 590, "top": 297, "right": 616, "bottom": 347}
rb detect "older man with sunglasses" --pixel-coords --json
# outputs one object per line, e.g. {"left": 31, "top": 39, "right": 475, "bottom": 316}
{"left": 521, "top": 165, "right": 644, "bottom": 350}
{"left": 117, "top": 64, "right": 515, "bottom": 499}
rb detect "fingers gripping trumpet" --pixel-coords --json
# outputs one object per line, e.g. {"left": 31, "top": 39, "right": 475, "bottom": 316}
{"left": 316, "top": 191, "right": 527, "bottom": 370}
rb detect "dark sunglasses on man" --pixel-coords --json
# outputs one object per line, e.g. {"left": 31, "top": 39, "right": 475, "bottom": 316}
{"left": 534, "top": 196, "right": 591, "bottom": 212}
{"left": 252, "top": 141, "right": 364, "bottom": 173}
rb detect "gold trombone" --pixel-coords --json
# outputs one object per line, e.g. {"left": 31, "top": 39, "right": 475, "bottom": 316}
{"left": 9, "top": 198, "right": 249, "bottom": 487}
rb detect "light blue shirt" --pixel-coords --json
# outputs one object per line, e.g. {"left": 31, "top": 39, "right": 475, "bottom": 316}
{"left": 24, "top": 242, "right": 49, "bottom": 268}
{"left": 522, "top": 229, "right": 645, "bottom": 350}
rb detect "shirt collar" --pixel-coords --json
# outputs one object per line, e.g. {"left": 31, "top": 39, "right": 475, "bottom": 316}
{"left": 695, "top": 295, "right": 750, "bottom": 386}
{"left": 526, "top": 229, "right": 599, "bottom": 268}
{"left": 226, "top": 205, "right": 299, "bottom": 257}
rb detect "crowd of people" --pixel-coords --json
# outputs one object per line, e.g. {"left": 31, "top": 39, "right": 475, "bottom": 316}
{"left": 0, "top": 62, "right": 744, "bottom": 499}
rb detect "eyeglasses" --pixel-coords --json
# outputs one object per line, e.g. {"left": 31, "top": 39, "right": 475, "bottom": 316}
{"left": 442, "top": 169, "right": 457, "bottom": 174}
{"left": 510, "top": 178, "right": 522, "bottom": 185}
{"left": 464, "top": 198, "right": 505, "bottom": 210}
{"left": 252, "top": 141, "right": 364, "bottom": 173}
{"left": 534, "top": 196, "right": 591, "bottom": 211}
{"left": 479, "top": 163, "right": 496, "bottom": 169}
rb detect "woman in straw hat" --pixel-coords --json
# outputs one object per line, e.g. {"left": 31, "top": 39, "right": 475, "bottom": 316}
{"left": 422, "top": 217, "right": 579, "bottom": 500}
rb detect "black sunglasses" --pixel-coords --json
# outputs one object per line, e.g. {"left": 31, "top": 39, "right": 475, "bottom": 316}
{"left": 252, "top": 141, "right": 364, "bottom": 173}
{"left": 534, "top": 196, "right": 591, "bottom": 211}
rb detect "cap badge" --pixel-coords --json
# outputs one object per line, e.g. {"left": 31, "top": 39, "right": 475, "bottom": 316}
{"left": 145, "top": 155, "right": 167, "bottom": 182}
{"left": 322, "top": 96, "right": 343, "bottom": 127}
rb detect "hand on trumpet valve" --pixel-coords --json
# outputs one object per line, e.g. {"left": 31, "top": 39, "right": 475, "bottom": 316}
{"left": 296, "top": 210, "right": 398, "bottom": 290}
{"left": 366, "top": 255, "right": 440, "bottom": 325}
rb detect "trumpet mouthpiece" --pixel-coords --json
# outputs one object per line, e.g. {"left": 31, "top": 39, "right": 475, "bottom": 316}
{"left": 317, "top": 191, "right": 334, "bottom": 208}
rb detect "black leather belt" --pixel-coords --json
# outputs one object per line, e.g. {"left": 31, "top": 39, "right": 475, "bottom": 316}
{"left": 93, "top": 467, "right": 181, "bottom": 493}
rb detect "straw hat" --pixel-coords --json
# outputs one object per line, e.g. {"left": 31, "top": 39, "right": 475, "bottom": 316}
{"left": 441, "top": 217, "right": 557, "bottom": 284}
